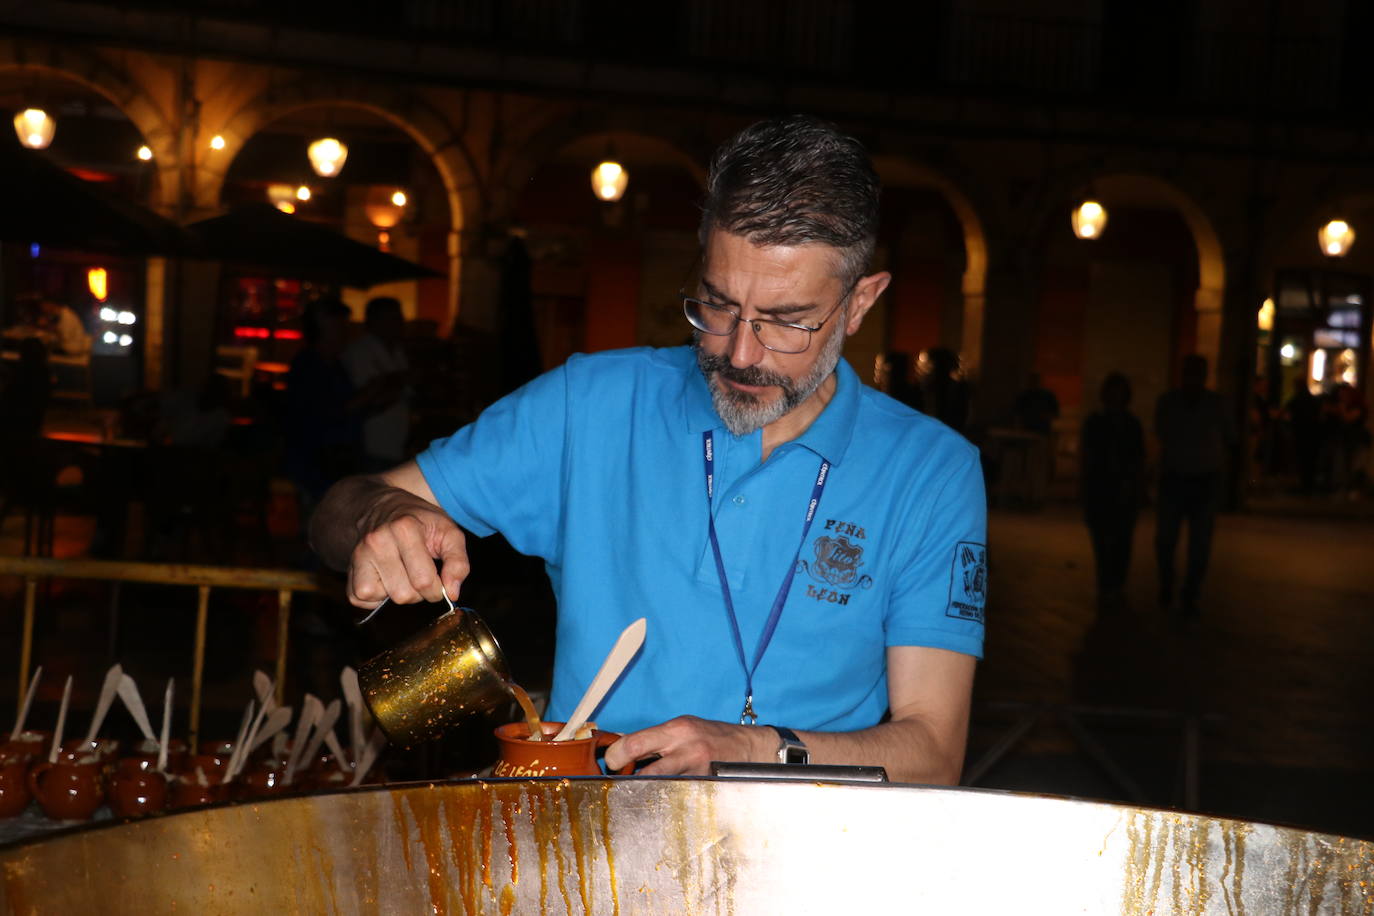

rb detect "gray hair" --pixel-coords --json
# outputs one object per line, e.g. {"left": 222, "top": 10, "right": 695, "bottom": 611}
{"left": 699, "top": 114, "right": 880, "bottom": 284}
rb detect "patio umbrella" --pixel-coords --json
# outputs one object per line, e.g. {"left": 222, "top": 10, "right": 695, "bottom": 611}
{"left": 186, "top": 204, "right": 442, "bottom": 288}
{"left": 0, "top": 142, "right": 187, "bottom": 256}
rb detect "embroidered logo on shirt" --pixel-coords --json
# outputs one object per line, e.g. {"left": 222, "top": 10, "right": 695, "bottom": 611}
{"left": 798, "top": 526, "right": 875, "bottom": 607}
{"left": 947, "top": 541, "right": 988, "bottom": 624}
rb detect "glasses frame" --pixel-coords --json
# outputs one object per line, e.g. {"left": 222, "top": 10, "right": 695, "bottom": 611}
{"left": 680, "top": 277, "right": 859, "bottom": 355}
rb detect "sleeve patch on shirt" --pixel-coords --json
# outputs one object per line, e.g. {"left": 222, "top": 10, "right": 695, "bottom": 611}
{"left": 947, "top": 541, "right": 988, "bottom": 624}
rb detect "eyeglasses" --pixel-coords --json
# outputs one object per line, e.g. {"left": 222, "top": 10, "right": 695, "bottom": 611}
{"left": 681, "top": 280, "right": 856, "bottom": 355}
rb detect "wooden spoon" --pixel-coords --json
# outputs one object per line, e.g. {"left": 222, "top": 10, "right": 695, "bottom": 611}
{"left": 298, "top": 699, "right": 341, "bottom": 771}
{"left": 553, "top": 618, "right": 646, "bottom": 741}
{"left": 48, "top": 675, "right": 73, "bottom": 764}
{"left": 9, "top": 665, "right": 41, "bottom": 740}
{"left": 223, "top": 700, "right": 256, "bottom": 782}
{"left": 117, "top": 674, "right": 157, "bottom": 744}
{"left": 84, "top": 663, "right": 124, "bottom": 744}
{"left": 340, "top": 667, "right": 364, "bottom": 766}
{"left": 283, "top": 695, "right": 322, "bottom": 786}
{"left": 349, "top": 727, "right": 387, "bottom": 787}
{"left": 248, "top": 706, "right": 293, "bottom": 754}
{"left": 253, "top": 670, "right": 276, "bottom": 715}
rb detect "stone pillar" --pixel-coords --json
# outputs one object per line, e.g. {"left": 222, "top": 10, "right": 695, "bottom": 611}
{"left": 971, "top": 257, "right": 1037, "bottom": 427}
{"left": 174, "top": 259, "right": 223, "bottom": 391}
{"left": 144, "top": 257, "right": 167, "bottom": 390}
{"left": 456, "top": 227, "right": 502, "bottom": 334}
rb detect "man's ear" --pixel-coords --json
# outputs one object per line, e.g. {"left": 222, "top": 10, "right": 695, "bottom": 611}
{"left": 844, "top": 271, "right": 892, "bottom": 336}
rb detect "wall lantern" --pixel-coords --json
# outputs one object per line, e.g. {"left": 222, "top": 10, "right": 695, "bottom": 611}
{"left": 1257, "top": 297, "right": 1274, "bottom": 332}
{"left": 365, "top": 187, "right": 407, "bottom": 229}
{"left": 87, "top": 267, "right": 108, "bottom": 302}
{"left": 1318, "top": 220, "right": 1354, "bottom": 257}
{"left": 209, "top": 134, "right": 226, "bottom": 151}
{"left": 308, "top": 137, "right": 348, "bottom": 177}
{"left": 266, "top": 183, "right": 297, "bottom": 212}
{"left": 13, "top": 108, "right": 55, "bottom": 149}
{"left": 1072, "top": 200, "right": 1107, "bottom": 240}
{"left": 591, "top": 159, "right": 628, "bottom": 202}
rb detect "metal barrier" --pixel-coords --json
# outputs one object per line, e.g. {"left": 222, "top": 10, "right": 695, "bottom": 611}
{"left": 964, "top": 700, "right": 1222, "bottom": 811}
{"left": 0, "top": 555, "right": 326, "bottom": 746}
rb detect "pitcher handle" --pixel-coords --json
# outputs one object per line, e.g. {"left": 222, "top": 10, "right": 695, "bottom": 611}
{"left": 594, "top": 731, "right": 635, "bottom": 776}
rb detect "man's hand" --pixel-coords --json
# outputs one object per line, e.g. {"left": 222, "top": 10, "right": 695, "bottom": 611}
{"left": 603, "top": 716, "right": 773, "bottom": 775}
{"left": 308, "top": 461, "right": 470, "bottom": 608}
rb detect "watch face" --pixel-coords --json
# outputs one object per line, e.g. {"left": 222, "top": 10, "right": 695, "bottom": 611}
{"left": 783, "top": 747, "right": 809, "bottom": 765}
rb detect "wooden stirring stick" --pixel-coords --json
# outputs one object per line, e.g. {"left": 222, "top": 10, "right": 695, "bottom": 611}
{"left": 157, "top": 678, "right": 173, "bottom": 773}
{"left": 553, "top": 618, "right": 646, "bottom": 741}
{"left": 10, "top": 665, "right": 42, "bottom": 740}
{"left": 48, "top": 675, "right": 73, "bottom": 764}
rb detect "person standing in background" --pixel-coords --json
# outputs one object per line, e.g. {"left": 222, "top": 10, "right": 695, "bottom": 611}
{"left": 1153, "top": 354, "right": 1235, "bottom": 623}
{"left": 37, "top": 298, "right": 91, "bottom": 356}
{"left": 1080, "top": 372, "right": 1145, "bottom": 613}
{"left": 342, "top": 296, "right": 413, "bottom": 471}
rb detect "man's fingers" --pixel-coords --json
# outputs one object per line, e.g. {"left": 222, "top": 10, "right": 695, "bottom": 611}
{"left": 436, "top": 528, "right": 470, "bottom": 602}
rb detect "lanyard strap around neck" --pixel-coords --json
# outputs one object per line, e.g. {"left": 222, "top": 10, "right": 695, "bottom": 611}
{"left": 703, "top": 430, "right": 829, "bottom": 724}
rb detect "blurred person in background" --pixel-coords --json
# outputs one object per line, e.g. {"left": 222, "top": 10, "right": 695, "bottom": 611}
{"left": 916, "top": 346, "right": 970, "bottom": 434}
{"left": 342, "top": 296, "right": 413, "bottom": 471}
{"left": 285, "top": 298, "right": 363, "bottom": 519}
{"left": 37, "top": 298, "right": 91, "bottom": 356}
{"left": 1080, "top": 372, "right": 1145, "bottom": 613}
{"left": 1153, "top": 354, "right": 1235, "bottom": 623}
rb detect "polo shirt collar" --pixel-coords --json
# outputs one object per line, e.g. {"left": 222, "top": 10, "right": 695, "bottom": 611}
{"left": 680, "top": 348, "right": 860, "bottom": 466}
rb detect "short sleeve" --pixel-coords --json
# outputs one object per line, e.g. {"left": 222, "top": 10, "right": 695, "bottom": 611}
{"left": 415, "top": 365, "right": 568, "bottom": 561}
{"left": 883, "top": 448, "right": 987, "bottom": 658}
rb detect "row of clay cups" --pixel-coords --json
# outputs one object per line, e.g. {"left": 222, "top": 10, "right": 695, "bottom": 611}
{"left": 1, "top": 733, "right": 377, "bottom": 822}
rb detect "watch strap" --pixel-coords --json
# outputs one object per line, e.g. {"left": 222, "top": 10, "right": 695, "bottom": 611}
{"left": 771, "top": 725, "right": 809, "bottom": 765}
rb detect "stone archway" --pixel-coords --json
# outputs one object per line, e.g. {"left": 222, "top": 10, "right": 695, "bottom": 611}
{"left": 870, "top": 155, "right": 991, "bottom": 377}
{"left": 0, "top": 45, "right": 174, "bottom": 210}
{"left": 213, "top": 81, "right": 482, "bottom": 333}
{"left": 493, "top": 111, "right": 713, "bottom": 357}
{"left": 1030, "top": 170, "right": 1228, "bottom": 387}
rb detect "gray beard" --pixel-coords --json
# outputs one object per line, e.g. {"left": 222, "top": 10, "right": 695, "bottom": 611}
{"left": 694, "top": 323, "right": 845, "bottom": 437}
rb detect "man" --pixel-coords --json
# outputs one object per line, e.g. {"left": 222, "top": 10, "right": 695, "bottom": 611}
{"left": 310, "top": 115, "right": 986, "bottom": 783}
{"left": 342, "top": 296, "right": 413, "bottom": 471}
{"left": 37, "top": 298, "right": 90, "bottom": 356}
{"left": 1154, "top": 354, "right": 1235, "bottom": 621}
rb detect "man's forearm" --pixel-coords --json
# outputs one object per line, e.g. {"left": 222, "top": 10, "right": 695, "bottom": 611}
{"left": 790, "top": 717, "right": 966, "bottom": 785}
{"left": 308, "top": 474, "right": 428, "bottom": 571}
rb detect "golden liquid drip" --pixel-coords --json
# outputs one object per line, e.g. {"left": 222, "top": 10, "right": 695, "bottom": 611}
{"left": 505, "top": 681, "right": 545, "bottom": 741}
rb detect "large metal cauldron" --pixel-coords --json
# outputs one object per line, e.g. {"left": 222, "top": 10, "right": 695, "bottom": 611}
{"left": 1, "top": 778, "right": 1371, "bottom": 914}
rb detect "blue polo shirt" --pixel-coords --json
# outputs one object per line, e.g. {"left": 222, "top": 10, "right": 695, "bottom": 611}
{"left": 416, "top": 346, "right": 986, "bottom": 735}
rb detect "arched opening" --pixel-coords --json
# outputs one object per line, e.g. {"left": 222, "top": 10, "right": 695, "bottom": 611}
{"left": 869, "top": 156, "right": 988, "bottom": 400}
{"left": 1257, "top": 193, "right": 1374, "bottom": 489}
{"left": 1031, "top": 173, "right": 1226, "bottom": 480}
{"left": 0, "top": 69, "right": 167, "bottom": 403}
{"left": 217, "top": 105, "right": 454, "bottom": 362}
{"left": 213, "top": 86, "right": 476, "bottom": 338}
{"left": 512, "top": 130, "right": 704, "bottom": 368}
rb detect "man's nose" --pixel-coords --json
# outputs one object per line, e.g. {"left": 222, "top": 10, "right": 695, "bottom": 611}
{"left": 728, "top": 319, "right": 764, "bottom": 367}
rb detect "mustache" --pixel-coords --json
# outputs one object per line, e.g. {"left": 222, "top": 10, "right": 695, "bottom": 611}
{"left": 697, "top": 353, "right": 791, "bottom": 390}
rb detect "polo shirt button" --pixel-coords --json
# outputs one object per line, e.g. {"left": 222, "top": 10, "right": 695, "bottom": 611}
{"left": 733, "top": 495, "right": 746, "bottom": 506}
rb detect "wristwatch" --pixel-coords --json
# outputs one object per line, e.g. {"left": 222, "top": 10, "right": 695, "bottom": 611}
{"left": 771, "top": 725, "right": 810, "bottom": 765}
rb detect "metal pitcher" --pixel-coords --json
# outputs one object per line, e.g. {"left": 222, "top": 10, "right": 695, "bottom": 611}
{"left": 358, "top": 607, "right": 512, "bottom": 748}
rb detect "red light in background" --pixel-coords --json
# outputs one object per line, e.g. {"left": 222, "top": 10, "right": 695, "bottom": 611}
{"left": 233, "top": 327, "right": 302, "bottom": 340}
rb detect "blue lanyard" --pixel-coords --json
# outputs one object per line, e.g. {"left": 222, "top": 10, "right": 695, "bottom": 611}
{"left": 703, "top": 431, "right": 829, "bottom": 725}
